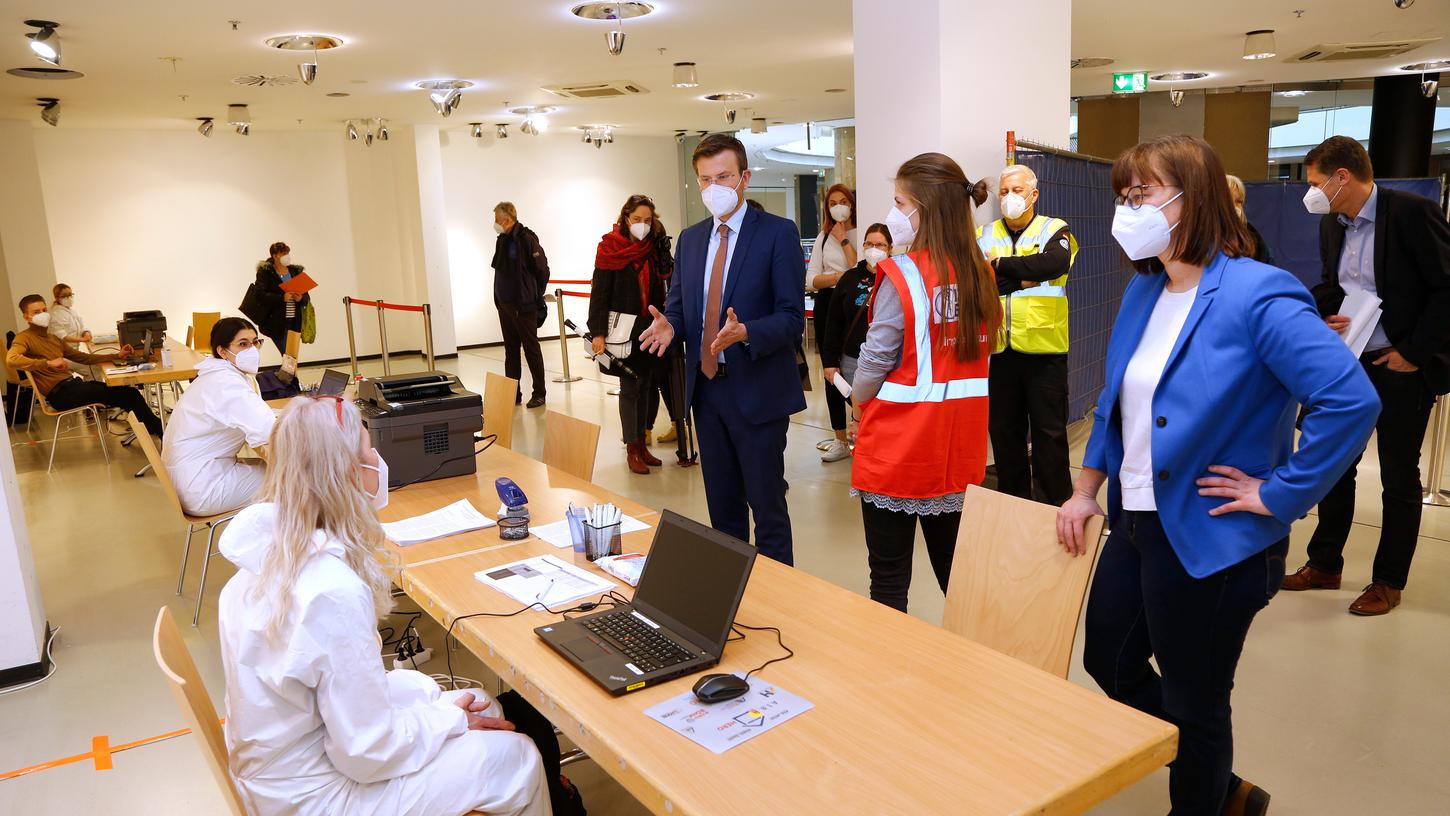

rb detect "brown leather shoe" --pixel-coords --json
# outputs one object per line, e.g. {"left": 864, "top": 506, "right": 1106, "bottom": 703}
{"left": 1223, "top": 778, "right": 1270, "bottom": 815}
{"left": 1348, "top": 582, "right": 1401, "bottom": 616}
{"left": 626, "top": 442, "right": 650, "bottom": 475}
{"left": 1280, "top": 563, "right": 1341, "bottom": 591}
{"left": 637, "top": 438, "right": 662, "bottom": 467}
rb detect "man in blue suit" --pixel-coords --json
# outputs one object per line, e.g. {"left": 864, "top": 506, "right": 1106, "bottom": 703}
{"left": 639, "top": 134, "right": 806, "bottom": 564}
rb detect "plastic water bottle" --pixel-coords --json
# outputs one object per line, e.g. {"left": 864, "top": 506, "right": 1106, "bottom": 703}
{"left": 160, "top": 346, "right": 172, "bottom": 368}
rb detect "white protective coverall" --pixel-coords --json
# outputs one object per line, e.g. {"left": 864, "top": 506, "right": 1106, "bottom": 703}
{"left": 162, "top": 357, "right": 273, "bottom": 515}
{"left": 218, "top": 503, "right": 548, "bottom": 816}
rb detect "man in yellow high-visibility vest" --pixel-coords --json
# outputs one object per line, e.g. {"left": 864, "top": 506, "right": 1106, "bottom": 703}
{"left": 976, "top": 164, "right": 1077, "bottom": 506}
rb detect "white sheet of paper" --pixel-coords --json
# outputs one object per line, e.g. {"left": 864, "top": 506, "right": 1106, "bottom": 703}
{"left": 381, "top": 498, "right": 496, "bottom": 546}
{"left": 1338, "top": 289, "right": 1383, "bottom": 357}
{"left": 831, "top": 372, "right": 852, "bottom": 398}
{"left": 644, "top": 675, "right": 815, "bottom": 754}
{"left": 531, "top": 515, "right": 652, "bottom": 549}
{"left": 473, "top": 554, "right": 615, "bottom": 607}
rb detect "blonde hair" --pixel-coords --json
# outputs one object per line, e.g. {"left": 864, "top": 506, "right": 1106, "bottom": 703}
{"left": 999, "top": 164, "right": 1038, "bottom": 190}
{"left": 254, "top": 397, "right": 393, "bottom": 639}
{"left": 494, "top": 201, "right": 518, "bottom": 221}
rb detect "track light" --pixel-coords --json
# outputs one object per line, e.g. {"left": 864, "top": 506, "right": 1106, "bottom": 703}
{"left": 26, "top": 21, "right": 61, "bottom": 66}
{"left": 1242, "top": 30, "right": 1277, "bottom": 61}
{"left": 196, "top": 117, "right": 214, "bottom": 137}
{"left": 1425, "top": 78, "right": 1440, "bottom": 98}
{"left": 1170, "top": 89, "right": 1185, "bottom": 107}
{"left": 607, "top": 29, "right": 626, "bottom": 56}
{"left": 377, "top": 119, "right": 389, "bottom": 141}
{"left": 672, "top": 62, "right": 699, "bottom": 88}
{"left": 725, "top": 108, "right": 737, "bottom": 125}
{"left": 235, "top": 123, "right": 250, "bottom": 136}
{"left": 429, "top": 89, "right": 462, "bottom": 117}
{"left": 471, "top": 122, "right": 484, "bottom": 138}
{"left": 346, "top": 120, "right": 359, "bottom": 140}
{"left": 227, "top": 104, "right": 251, "bottom": 126}
{"left": 298, "top": 62, "right": 318, "bottom": 85}
{"left": 496, "top": 124, "right": 509, "bottom": 139}
{"left": 37, "top": 97, "right": 59, "bottom": 127}
{"left": 674, "top": 130, "right": 686, "bottom": 144}
{"left": 579, "top": 124, "right": 615, "bottom": 149}
{"left": 521, "top": 117, "right": 539, "bottom": 136}
{"left": 364, "top": 126, "right": 374, "bottom": 146}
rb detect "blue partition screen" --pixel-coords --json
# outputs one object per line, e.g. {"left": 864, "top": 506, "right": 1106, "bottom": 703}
{"left": 1017, "top": 148, "right": 1136, "bottom": 423}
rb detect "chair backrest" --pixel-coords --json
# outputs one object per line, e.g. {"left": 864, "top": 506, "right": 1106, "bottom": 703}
{"left": 482, "top": 372, "right": 519, "bottom": 450}
{"left": 542, "top": 410, "right": 600, "bottom": 481}
{"left": 942, "top": 485, "right": 1105, "bottom": 678}
{"left": 192, "top": 312, "right": 222, "bottom": 352}
{"left": 152, "top": 607, "right": 247, "bottom": 816}
{"left": 127, "top": 414, "right": 188, "bottom": 519}
{"left": 23, "top": 371, "right": 66, "bottom": 416}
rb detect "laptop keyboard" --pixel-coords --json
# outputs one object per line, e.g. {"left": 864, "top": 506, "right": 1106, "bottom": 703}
{"left": 583, "top": 612, "right": 696, "bottom": 673}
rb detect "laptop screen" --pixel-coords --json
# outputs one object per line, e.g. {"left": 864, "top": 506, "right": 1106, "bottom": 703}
{"left": 631, "top": 510, "right": 757, "bottom": 656}
{"left": 317, "top": 368, "right": 349, "bottom": 396}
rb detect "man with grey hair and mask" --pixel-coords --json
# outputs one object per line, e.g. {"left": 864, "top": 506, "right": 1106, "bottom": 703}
{"left": 976, "top": 164, "right": 1077, "bottom": 506}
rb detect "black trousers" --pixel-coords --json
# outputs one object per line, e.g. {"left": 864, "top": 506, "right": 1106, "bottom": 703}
{"left": 1084, "top": 511, "right": 1286, "bottom": 815}
{"left": 48, "top": 378, "right": 162, "bottom": 437}
{"left": 859, "top": 500, "right": 960, "bottom": 613}
{"left": 616, "top": 357, "right": 656, "bottom": 441}
{"left": 693, "top": 373, "right": 793, "bottom": 565}
{"left": 498, "top": 303, "right": 546, "bottom": 400}
{"left": 1306, "top": 357, "right": 1434, "bottom": 589}
{"left": 645, "top": 347, "right": 683, "bottom": 428}
{"left": 987, "top": 349, "right": 1071, "bottom": 505}
{"left": 812, "top": 287, "right": 848, "bottom": 432}
{"left": 496, "top": 691, "right": 578, "bottom": 815}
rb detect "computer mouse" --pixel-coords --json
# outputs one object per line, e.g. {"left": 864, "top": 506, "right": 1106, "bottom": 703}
{"left": 136, "top": 362, "right": 157, "bottom": 371}
{"left": 692, "top": 673, "right": 750, "bottom": 704}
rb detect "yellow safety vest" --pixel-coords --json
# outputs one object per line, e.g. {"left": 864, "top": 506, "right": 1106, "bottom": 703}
{"left": 976, "top": 214, "right": 1077, "bottom": 354}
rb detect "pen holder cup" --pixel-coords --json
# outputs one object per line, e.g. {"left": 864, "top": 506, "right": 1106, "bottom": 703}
{"left": 583, "top": 522, "right": 622, "bottom": 562}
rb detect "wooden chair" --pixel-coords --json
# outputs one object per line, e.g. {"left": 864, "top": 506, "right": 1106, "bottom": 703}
{"left": 541, "top": 411, "right": 600, "bottom": 481}
{"left": 153, "top": 606, "right": 248, "bottom": 815}
{"left": 192, "top": 312, "right": 222, "bottom": 353}
{"left": 942, "top": 485, "right": 1105, "bottom": 678}
{"left": 482, "top": 372, "right": 520, "bottom": 450}
{"left": 24, "top": 371, "right": 109, "bottom": 472}
{"left": 128, "top": 414, "right": 244, "bottom": 627}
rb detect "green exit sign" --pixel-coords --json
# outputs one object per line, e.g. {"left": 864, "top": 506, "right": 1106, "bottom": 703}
{"left": 1112, "top": 72, "right": 1148, "bottom": 94}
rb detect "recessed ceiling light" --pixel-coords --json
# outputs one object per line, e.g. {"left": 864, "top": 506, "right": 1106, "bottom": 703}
{"left": 672, "top": 62, "right": 699, "bottom": 88}
{"left": 415, "top": 79, "right": 474, "bottom": 91}
{"left": 1149, "top": 72, "right": 1210, "bottom": 82}
{"left": 1276, "top": 90, "right": 1309, "bottom": 97}
{"left": 6, "top": 66, "right": 83, "bottom": 80}
{"left": 326, "top": 92, "right": 350, "bottom": 98}
{"left": 570, "top": 2, "right": 654, "bottom": 20}
{"left": 1071, "top": 58, "right": 1115, "bottom": 69}
{"left": 264, "top": 35, "right": 345, "bottom": 51}
{"left": 824, "top": 88, "right": 847, "bottom": 93}
{"left": 703, "top": 92, "right": 754, "bottom": 103}
{"left": 509, "top": 105, "right": 558, "bottom": 116}
{"left": 233, "top": 74, "right": 298, "bottom": 87}
{"left": 1242, "top": 30, "right": 1277, "bottom": 61}
{"left": 1401, "top": 60, "right": 1450, "bottom": 71}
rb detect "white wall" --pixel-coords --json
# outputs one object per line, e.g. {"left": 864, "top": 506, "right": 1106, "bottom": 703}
{"left": 0, "top": 122, "right": 57, "bottom": 336}
{"left": 439, "top": 130, "right": 682, "bottom": 347}
{"left": 32, "top": 129, "right": 364, "bottom": 365}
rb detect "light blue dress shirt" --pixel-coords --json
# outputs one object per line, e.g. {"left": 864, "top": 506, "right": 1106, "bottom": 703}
{"left": 702, "top": 201, "right": 749, "bottom": 361}
{"left": 1337, "top": 184, "right": 1388, "bottom": 352}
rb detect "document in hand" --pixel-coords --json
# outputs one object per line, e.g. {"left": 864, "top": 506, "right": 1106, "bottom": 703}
{"left": 381, "top": 498, "right": 497, "bottom": 546}
{"left": 1338, "top": 289, "right": 1383, "bottom": 358}
{"left": 831, "top": 371, "right": 852, "bottom": 398}
{"left": 279, "top": 272, "right": 318, "bottom": 296}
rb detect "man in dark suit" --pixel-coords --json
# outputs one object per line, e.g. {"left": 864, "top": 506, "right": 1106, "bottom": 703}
{"left": 639, "top": 134, "right": 806, "bottom": 564}
{"left": 1283, "top": 135, "right": 1450, "bottom": 615}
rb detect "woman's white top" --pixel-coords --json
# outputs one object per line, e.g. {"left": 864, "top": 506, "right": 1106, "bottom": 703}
{"left": 805, "top": 228, "right": 858, "bottom": 290}
{"left": 162, "top": 357, "right": 275, "bottom": 510}
{"left": 1119, "top": 285, "right": 1198, "bottom": 512}
{"left": 47, "top": 303, "right": 86, "bottom": 342}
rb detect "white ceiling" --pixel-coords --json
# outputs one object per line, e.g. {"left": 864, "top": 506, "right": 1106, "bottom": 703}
{"left": 2, "top": 1, "right": 1446, "bottom": 135}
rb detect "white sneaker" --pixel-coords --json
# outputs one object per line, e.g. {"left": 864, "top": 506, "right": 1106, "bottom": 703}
{"left": 820, "top": 439, "right": 851, "bottom": 462}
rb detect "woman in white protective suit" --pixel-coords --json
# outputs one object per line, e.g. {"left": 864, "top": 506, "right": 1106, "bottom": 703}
{"left": 217, "top": 395, "right": 564, "bottom": 816}
{"left": 162, "top": 317, "right": 274, "bottom": 516}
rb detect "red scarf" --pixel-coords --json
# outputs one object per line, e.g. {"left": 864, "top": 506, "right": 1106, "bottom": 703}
{"left": 595, "top": 227, "right": 655, "bottom": 313}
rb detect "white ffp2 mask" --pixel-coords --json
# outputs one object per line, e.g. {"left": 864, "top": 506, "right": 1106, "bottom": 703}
{"left": 29, "top": 312, "right": 51, "bottom": 329}
{"left": 701, "top": 177, "right": 743, "bottom": 219}
{"left": 884, "top": 205, "right": 918, "bottom": 248}
{"left": 1001, "top": 192, "right": 1030, "bottom": 220}
{"left": 863, "top": 247, "right": 888, "bottom": 267}
{"left": 229, "top": 345, "right": 261, "bottom": 375}
{"left": 1303, "top": 177, "right": 1343, "bottom": 215}
{"left": 360, "top": 457, "right": 389, "bottom": 510}
{"left": 829, "top": 204, "right": 852, "bottom": 223}
{"left": 1111, "top": 191, "right": 1184, "bottom": 261}
{"left": 629, "top": 221, "right": 651, "bottom": 240}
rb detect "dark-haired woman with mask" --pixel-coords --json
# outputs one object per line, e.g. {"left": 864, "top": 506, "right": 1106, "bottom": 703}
{"left": 162, "top": 317, "right": 277, "bottom": 515}
{"left": 253, "top": 241, "right": 310, "bottom": 354}
{"left": 807, "top": 184, "right": 859, "bottom": 462}
{"left": 589, "top": 194, "right": 674, "bottom": 475}
{"left": 850, "top": 155, "right": 996, "bottom": 613}
{"left": 1057, "top": 135, "right": 1378, "bottom": 814}
{"left": 822, "top": 223, "right": 892, "bottom": 416}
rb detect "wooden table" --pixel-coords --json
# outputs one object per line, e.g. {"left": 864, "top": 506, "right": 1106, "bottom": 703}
{"left": 391, "top": 447, "right": 1178, "bottom": 815}
{"left": 100, "top": 336, "right": 206, "bottom": 387}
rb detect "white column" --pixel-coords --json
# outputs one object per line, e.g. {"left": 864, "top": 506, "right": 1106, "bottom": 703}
{"left": 853, "top": 0, "right": 1072, "bottom": 226}
{"left": 0, "top": 427, "right": 47, "bottom": 686}
{"left": 0, "top": 121, "right": 57, "bottom": 334}
{"left": 411, "top": 125, "right": 458, "bottom": 357}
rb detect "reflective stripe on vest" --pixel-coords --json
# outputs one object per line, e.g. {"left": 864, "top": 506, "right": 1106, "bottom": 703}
{"left": 876, "top": 254, "right": 990, "bottom": 404}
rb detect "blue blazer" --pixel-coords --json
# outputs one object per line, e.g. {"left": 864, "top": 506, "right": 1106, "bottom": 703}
{"left": 664, "top": 206, "right": 807, "bottom": 424}
{"left": 1084, "top": 253, "right": 1380, "bottom": 577}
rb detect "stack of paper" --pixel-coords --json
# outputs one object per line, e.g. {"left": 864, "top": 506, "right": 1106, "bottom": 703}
{"left": 474, "top": 555, "right": 615, "bottom": 606}
{"left": 1339, "top": 289, "right": 1383, "bottom": 357}
{"left": 530, "top": 514, "right": 652, "bottom": 549}
{"left": 381, "top": 499, "right": 496, "bottom": 546}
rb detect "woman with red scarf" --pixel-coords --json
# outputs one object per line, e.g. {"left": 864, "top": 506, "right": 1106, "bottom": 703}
{"left": 589, "top": 194, "right": 674, "bottom": 474}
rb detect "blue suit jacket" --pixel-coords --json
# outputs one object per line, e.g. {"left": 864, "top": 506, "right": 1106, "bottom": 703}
{"left": 1084, "top": 253, "right": 1380, "bottom": 577}
{"left": 664, "top": 207, "right": 807, "bottom": 424}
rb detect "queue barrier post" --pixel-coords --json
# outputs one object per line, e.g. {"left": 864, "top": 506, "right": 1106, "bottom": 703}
{"left": 343, "top": 296, "right": 359, "bottom": 377}
{"left": 341, "top": 296, "right": 435, "bottom": 378}
{"left": 550, "top": 288, "right": 582, "bottom": 384}
{"left": 375, "top": 297, "right": 390, "bottom": 376}
{"left": 422, "top": 303, "right": 435, "bottom": 372}
{"left": 1424, "top": 395, "right": 1450, "bottom": 507}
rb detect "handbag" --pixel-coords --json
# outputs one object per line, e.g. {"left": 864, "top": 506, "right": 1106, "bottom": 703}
{"left": 601, "top": 311, "right": 637, "bottom": 369}
{"left": 300, "top": 301, "right": 317, "bottom": 344}
{"left": 239, "top": 282, "right": 268, "bottom": 325}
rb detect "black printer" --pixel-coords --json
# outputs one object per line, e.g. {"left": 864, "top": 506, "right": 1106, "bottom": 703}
{"left": 356, "top": 372, "right": 483, "bottom": 488}
{"left": 117, "top": 310, "right": 167, "bottom": 349}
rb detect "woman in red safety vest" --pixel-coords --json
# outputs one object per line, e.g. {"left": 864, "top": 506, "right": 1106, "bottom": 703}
{"left": 849, "top": 152, "right": 1000, "bottom": 614}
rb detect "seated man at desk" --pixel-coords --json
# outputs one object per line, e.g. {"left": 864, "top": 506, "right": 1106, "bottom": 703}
{"left": 6, "top": 293, "right": 162, "bottom": 437}
{"left": 162, "top": 317, "right": 275, "bottom": 515}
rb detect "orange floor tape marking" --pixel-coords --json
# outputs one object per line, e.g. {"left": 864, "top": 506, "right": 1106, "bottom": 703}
{"left": 0, "top": 724, "right": 208, "bottom": 781}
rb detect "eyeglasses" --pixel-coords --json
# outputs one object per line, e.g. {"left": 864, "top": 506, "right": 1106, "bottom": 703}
{"left": 306, "top": 393, "right": 344, "bottom": 425}
{"left": 1114, "top": 184, "right": 1175, "bottom": 210}
{"left": 231, "top": 337, "right": 266, "bottom": 350}
{"left": 697, "top": 170, "right": 740, "bottom": 188}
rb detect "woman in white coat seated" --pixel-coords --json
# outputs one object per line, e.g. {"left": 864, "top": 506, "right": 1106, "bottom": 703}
{"left": 161, "top": 317, "right": 274, "bottom": 516}
{"left": 217, "top": 396, "right": 556, "bottom": 816}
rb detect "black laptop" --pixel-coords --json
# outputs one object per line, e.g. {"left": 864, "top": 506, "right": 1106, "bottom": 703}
{"left": 315, "top": 368, "right": 350, "bottom": 396}
{"left": 535, "top": 509, "right": 756, "bottom": 696}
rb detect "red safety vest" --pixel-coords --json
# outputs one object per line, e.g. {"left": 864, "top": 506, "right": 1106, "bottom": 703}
{"left": 851, "top": 251, "right": 992, "bottom": 500}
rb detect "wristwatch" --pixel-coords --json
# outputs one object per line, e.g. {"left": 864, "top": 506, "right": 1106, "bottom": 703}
{"left": 840, "top": 238, "right": 850, "bottom": 247}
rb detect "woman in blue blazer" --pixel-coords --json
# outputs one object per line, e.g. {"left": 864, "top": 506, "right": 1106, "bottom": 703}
{"left": 1056, "top": 135, "right": 1379, "bottom": 815}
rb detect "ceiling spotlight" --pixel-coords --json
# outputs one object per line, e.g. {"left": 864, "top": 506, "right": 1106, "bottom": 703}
{"left": 346, "top": 120, "right": 359, "bottom": 140}
{"left": 751, "top": 117, "right": 767, "bottom": 134}
{"left": 674, "top": 130, "right": 686, "bottom": 144}
{"left": 1149, "top": 72, "right": 1209, "bottom": 82}
{"left": 196, "top": 117, "right": 214, "bottom": 137}
{"left": 607, "top": 29, "right": 626, "bottom": 56}
{"left": 725, "top": 108, "right": 737, "bottom": 125}
{"left": 496, "top": 124, "right": 509, "bottom": 139}
{"left": 36, "top": 97, "right": 59, "bottom": 127}
{"left": 235, "top": 123, "right": 250, "bottom": 136}
{"left": 416, "top": 80, "right": 473, "bottom": 118}
{"left": 1424, "top": 78, "right": 1440, "bottom": 98}
{"left": 579, "top": 124, "right": 615, "bottom": 149}
{"left": 672, "top": 62, "right": 699, "bottom": 88}
{"left": 26, "top": 21, "right": 61, "bottom": 66}
{"left": 298, "top": 62, "right": 318, "bottom": 85}
{"left": 377, "top": 119, "right": 389, "bottom": 141}
{"left": 266, "top": 34, "right": 344, "bottom": 86}
{"left": 569, "top": 2, "right": 656, "bottom": 55}
{"left": 1394, "top": 0, "right": 1414, "bottom": 8}
{"left": 521, "top": 117, "right": 540, "bottom": 136}
{"left": 1170, "top": 89, "right": 1185, "bottom": 107}
{"left": 471, "top": 122, "right": 484, "bottom": 138}
{"left": 1242, "top": 30, "right": 1277, "bottom": 61}
{"left": 364, "top": 125, "right": 375, "bottom": 146}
